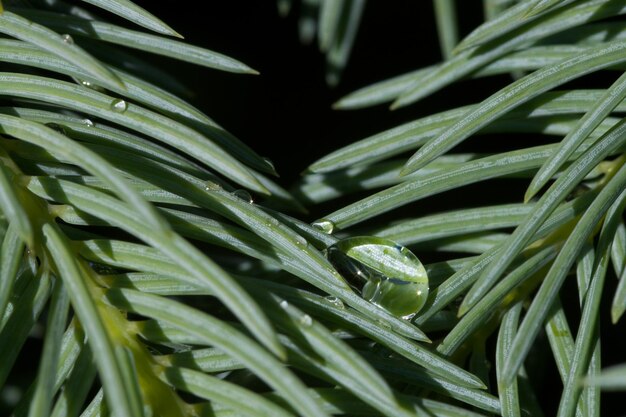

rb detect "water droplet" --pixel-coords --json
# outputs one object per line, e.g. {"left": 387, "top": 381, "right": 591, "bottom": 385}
{"left": 231, "top": 189, "right": 253, "bottom": 203}
{"left": 82, "top": 118, "right": 95, "bottom": 127}
{"left": 45, "top": 123, "right": 67, "bottom": 135}
{"left": 326, "top": 236, "right": 429, "bottom": 318}
{"left": 75, "top": 78, "right": 106, "bottom": 93}
{"left": 204, "top": 181, "right": 222, "bottom": 191}
{"left": 299, "top": 314, "right": 313, "bottom": 327}
{"left": 110, "top": 98, "right": 128, "bottom": 113}
{"left": 294, "top": 235, "right": 307, "bottom": 247}
{"left": 324, "top": 296, "right": 344, "bottom": 309}
{"left": 61, "top": 34, "right": 74, "bottom": 44}
{"left": 311, "top": 218, "right": 335, "bottom": 234}
{"left": 279, "top": 300, "right": 289, "bottom": 309}
{"left": 262, "top": 156, "right": 276, "bottom": 172}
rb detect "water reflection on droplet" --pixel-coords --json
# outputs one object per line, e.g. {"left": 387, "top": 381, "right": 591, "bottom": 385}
{"left": 231, "top": 189, "right": 253, "bottom": 203}
{"left": 311, "top": 218, "right": 335, "bottom": 234}
{"left": 82, "top": 118, "right": 95, "bottom": 127}
{"left": 110, "top": 98, "right": 128, "bottom": 113}
{"left": 324, "top": 296, "right": 344, "bottom": 309}
{"left": 204, "top": 181, "right": 222, "bottom": 191}
{"left": 262, "top": 156, "right": 276, "bottom": 173}
{"left": 61, "top": 34, "right": 74, "bottom": 44}
{"left": 299, "top": 314, "right": 313, "bottom": 327}
{"left": 75, "top": 78, "right": 106, "bottom": 93}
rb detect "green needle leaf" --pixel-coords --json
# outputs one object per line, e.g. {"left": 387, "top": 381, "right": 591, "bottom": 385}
{"left": 496, "top": 302, "right": 524, "bottom": 417}
{"left": 0, "top": 74, "right": 268, "bottom": 194}
{"left": 50, "top": 336, "right": 96, "bottom": 417}
{"left": 314, "top": 90, "right": 624, "bottom": 174}
{"left": 0, "top": 223, "right": 24, "bottom": 329}
{"left": 376, "top": 203, "right": 533, "bottom": 246}
{"left": 324, "top": 0, "right": 365, "bottom": 86}
{"left": 0, "top": 266, "right": 51, "bottom": 388}
{"left": 161, "top": 366, "right": 296, "bottom": 417}
{"left": 467, "top": 118, "right": 626, "bottom": 317}
{"left": 584, "top": 364, "right": 626, "bottom": 390}
{"left": 526, "top": 70, "right": 626, "bottom": 202}
{"left": 402, "top": 40, "right": 626, "bottom": 175}
{"left": 393, "top": 1, "right": 626, "bottom": 109}
{"left": 611, "top": 255, "right": 626, "bottom": 323}
{"left": 557, "top": 189, "right": 626, "bottom": 417}
{"left": 78, "top": 0, "right": 182, "bottom": 37}
{"left": 42, "top": 223, "right": 139, "bottom": 417}
{"left": 323, "top": 138, "right": 606, "bottom": 230}
{"left": 0, "top": 161, "right": 32, "bottom": 246}
{"left": 318, "top": 0, "right": 342, "bottom": 52}
{"left": 0, "top": 39, "right": 213, "bottom": 126}
{"left": 0, "top": 10, "right": 122, "bottom": 89}
{"left": 524, "top": 0, "right": 576, "bottom": 18}
{"left": 107, "top": 288, "right": 331, "bottom": 417}
{"left": 441, "top": 245, "right": 557, "bottom": 356}
{"left": 28, "top": 279, "right": 70, "bottom": 417}
{"left": 28, "top": 177, "right": 284, "bottom": 358}
{"left": 503, "top": 161, "right": 626, "bottom": 385}
{"left": 433, "top": 0, "right": 459, "bottom": 60}
{"left": 18, "top": 9, "right": 258, "bottom": 74}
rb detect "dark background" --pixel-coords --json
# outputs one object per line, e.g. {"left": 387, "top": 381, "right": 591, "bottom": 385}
{"left": 133, "top": 0, "right": 499, "bottom": 182}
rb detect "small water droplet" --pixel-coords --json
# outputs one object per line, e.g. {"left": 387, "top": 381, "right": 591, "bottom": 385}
{"left": 110, "top": 98, "right": 128, "bottom": 113}
{"left": 204, "top": 181, "right": 222, "bottom": 191}
{"left": 82, "top": 118, "right": 95, "bottom": 127}
{"left": 231, "top": 189, "right": 253, "bottom": 203}
{"left": 61, "top": 34, "right": 74, "bottom": 45}
{"left": 324, "top": 296, "right": 344, "bottom": 309}
{"left": 45, "top": 122, "right": 67, "bottom": 135}
{"left": 294, "top": 235, "right": 307, "bottom": 247}
{"left": 262, "top": 156, "right": 276, "bottom": 172}
{"left": 279, "top": 300, "right": 289, "bottom": 309}
{"left": 299, "top": 314, "right": 313, "bottom": 327}
{"left": 311, "top": 218, "right": 335, "bottom": 234}
{"left": 75, "top": 78, "right": 106, "bottom": 93}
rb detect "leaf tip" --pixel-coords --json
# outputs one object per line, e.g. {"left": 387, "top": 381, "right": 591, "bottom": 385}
{"left": 457, "top": 301, "right": 470, "bottom": 318}
{"left": 389, "top": 99, "right": 403, "bottom": 111}
{"left": 523, "top": 187, "right": 537, "bottom": 204}
{"left": 611, "top": 307, "right": 623, "bottom": 324}
{"left": 398, "top": 162, "right": 417, "bottom": 177}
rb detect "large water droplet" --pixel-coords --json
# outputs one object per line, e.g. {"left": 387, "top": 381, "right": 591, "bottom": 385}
{"left": 279, "top": 300, "right": 289, "bottom": 309}
{"left": 324, "top": 296, "right": 344, "bottom": 309}
{"left": 299, "top": 314, "right": 313, "bottom": 327}
{"left": 45, "top": 122, "right": 67, "bottom": 135}
{"left": 61, "top": 34, "right": 74, "bottom": 45}
{"left": 326, "top": 236, "right": 429, "bottom": 318}
{"left": 82, "top": 118, "right": 95, "bottom": 127}
{"left": 231, "top": 189, "right": 253, "bottom": 203}
{"left": 110, "top": 98, "right": 128, "bottom": 113}
{"left": 311, "top": 218, "right": 335, "bottom": 234}
{"left": 204, "top": 181, "right": 222, "bottom": 191}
